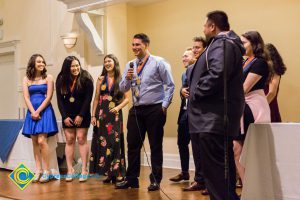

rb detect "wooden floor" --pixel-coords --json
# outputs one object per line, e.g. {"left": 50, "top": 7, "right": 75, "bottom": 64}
{"left": 0, "top": 167, "right": 240, "bottom": 200}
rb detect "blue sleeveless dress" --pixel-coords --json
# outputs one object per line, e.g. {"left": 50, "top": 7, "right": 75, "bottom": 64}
{"left": 22, "top": 84, "right": 58, "bottom": 138}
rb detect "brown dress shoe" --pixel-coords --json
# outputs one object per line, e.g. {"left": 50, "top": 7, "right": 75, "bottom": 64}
{"left": 169, "top": 173, "right": 190, "bottom": 182}
{"left": 183, "top": 181, "right": 205, "bottom": 191}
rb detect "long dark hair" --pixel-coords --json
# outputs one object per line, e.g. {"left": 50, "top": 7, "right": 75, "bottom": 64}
{"left": 242, "top": 31, "right": 273, "bottom": 79}
{"left": 266, "top": 43, "right": 287, "bottom": 76}
{"left": 57, "top": 56, "right": 92, "bottom": 94}
{"left": 26, "top": 54, "right": 47, "bottom": 80}
{"left": 242, "top": 31, "right": 268, "bottom": 59}
{"left": 101, "top": 54, "right": 124, "bottom": 103}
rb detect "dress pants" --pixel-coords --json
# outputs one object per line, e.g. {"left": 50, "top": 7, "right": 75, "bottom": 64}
{"left": 196, "top": 132, "right": 240, "bottom": 200}
{"left": 125, "top": 103, "right": 166, "bottom": 184}
{"left": 190, "top": 134, "right": 205, "bottom": 184}
{"left": 177, "top": 121, "right": 190, "bottom": 173}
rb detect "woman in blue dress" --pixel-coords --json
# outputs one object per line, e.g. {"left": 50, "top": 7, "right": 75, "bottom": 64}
{"left": 22, "top": 54, "right": 58, "bottom": 183}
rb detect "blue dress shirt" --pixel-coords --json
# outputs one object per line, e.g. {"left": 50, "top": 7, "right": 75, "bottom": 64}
{"left": 119, "top": 55, "right": 175, "bottom": 108}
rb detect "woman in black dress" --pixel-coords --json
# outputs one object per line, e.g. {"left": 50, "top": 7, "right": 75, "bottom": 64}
{"left": 233, "top": 31, "right": 271, "bottom": 184}
{"left": 56, "top": 56, "right": 94, "bottom": 182}
{"left": 89, "top": 54, "right": 129, "bottom": 183}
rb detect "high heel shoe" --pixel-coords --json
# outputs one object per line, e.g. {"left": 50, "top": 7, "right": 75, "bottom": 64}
{"left": 79, "top": 170, "right": 88, "bottom": 182}
{"left": 32, "top": 170, "right": 43, "bottom": 183}
{"left": 103, "top": 176, "right": 116, "bottom": 184}
{"left": 65, "top": 168, "right": 75, "bottom": 182}
{"left": 116, "top": 176, "right": 124, "bottom": 183}
{"left": 236, "top": 178, "right": 243, "bottom": 188}
{"left": 39, "top": 170, "right": 50, "bottom": 183}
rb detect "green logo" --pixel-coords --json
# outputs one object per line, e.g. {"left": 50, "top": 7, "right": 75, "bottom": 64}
{"left": 8, "top": 162, "right": 34, "bottom": 190}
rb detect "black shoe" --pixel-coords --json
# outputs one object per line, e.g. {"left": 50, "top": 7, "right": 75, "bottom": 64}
{"left": 115, "top": 180, "right": 139, "bottom": 189}
{"left": 169, "top": 172, "right": 190, "bottom": 182}
{"left": 103, "top": 176, "right": 116, "bottom": 184}
{"left": 147, "top": 182, "right": 160, "bottom": 191}
{"left": 201, "top": 188, "right": 209, "bottom": 195}
{"left": 182, "top": 181, "right": 206, "bottom": 191}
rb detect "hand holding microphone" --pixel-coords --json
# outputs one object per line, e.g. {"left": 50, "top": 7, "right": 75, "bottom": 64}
{"left": 126, "top": 62, "right": 134, "bottom": 80}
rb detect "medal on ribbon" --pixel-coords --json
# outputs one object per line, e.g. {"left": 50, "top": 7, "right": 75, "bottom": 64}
{"left": 109, "top": 102, "right": 115, "bottom": 109}
{"left": 101, "top": 84, "right": 107, "bottom": 91}
{"left": 69, "top": 77, "right": 77, "bottom": 103}
{"left": 134, "top": 88, "right": 140, "bottom": 98}
{"left": 136, "top": 55, "right": 149, "bottom": 85}
{"left": 136, "top": 77, "right": 141, "bottom": 85}
{"left": 105, "top": 76, "right": 114, "bottom": 102}
{"left": 69, "top": 97, "right": 75, "bottom": 103}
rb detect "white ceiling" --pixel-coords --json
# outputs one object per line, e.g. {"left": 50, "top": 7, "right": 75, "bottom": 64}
{"left": 58, "top": 0, "right": 166, "bottom": 12}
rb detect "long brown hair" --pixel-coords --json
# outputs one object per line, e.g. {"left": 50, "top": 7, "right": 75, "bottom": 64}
{"left": 26, "top": 54, "right": 47, "bottom": 80}
{"left": 242, "top": 31, "right": 273, "bottom": 80}
{"left": 101, "top": 54, "right": 124, "bottom": 103}
{"left": 266, "top": 43, "right": 286, "bottom": 77}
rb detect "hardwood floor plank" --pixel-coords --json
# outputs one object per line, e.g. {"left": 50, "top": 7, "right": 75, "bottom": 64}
{"left": 0, "top": 167, "right": 240, "bottom": 200}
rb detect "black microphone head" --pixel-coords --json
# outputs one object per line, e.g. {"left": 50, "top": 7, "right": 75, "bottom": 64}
{"left": 129, "top": 62, "right": 134, "bottom": 68}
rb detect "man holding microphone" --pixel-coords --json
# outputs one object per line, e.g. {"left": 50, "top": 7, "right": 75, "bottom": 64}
{"left": 116, "top": 33, "right": 175, "bottom": 191}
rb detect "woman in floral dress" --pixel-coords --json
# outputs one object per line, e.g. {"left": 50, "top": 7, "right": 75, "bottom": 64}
{"left": 89, "top": 54, "right": 129, "bottom": 183}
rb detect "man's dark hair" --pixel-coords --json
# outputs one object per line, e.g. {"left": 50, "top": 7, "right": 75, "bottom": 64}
{"left": 206, "top": 10, "right": 230, "bottom": 31}
{"left": 133, "top": 33, "right": 150, "bottom": 45}
{"left": 193, "top": 36, "right": 207, "bottom": 48}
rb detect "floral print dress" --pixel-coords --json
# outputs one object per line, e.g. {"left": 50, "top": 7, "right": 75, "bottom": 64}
{"left": 89, "top": 78, "right": 126, "bottom": 179}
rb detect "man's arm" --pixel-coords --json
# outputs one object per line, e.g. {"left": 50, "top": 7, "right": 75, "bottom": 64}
{"left": 119, "top": 63, "right": 132, "bottom": 93}
{"left": 158, "top": 59, "right": 175, "bottom": 108}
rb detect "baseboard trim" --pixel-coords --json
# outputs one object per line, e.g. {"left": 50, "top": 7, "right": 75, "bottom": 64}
{"left": 141, "top": 152, "right": 195, "bottom": 171}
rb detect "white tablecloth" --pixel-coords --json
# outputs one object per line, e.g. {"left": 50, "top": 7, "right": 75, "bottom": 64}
{"left": 0, "top": 129, "right": 59, "bottom": 178}
{"left": 241, "top": 123, "right": 300, "bottom": 200}
{"left": 0, "top": 121, "right": 94, "bottom": 177}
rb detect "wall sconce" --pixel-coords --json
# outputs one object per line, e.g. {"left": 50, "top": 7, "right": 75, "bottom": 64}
{"left": 61, "top": 32, "right": 78, "bottom": 49}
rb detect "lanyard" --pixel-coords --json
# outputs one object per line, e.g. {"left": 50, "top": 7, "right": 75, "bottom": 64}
{"left": 105, "top": 76, "right": 114, "bottom": 94}
{"left": 137, "top": 54, "right": 150, "bottom": 76}
{"left": 243, "top": 57, "right": 257, "bottom": 73}
{"left": 70, "top": 77, "right": 77, "bottom": 96}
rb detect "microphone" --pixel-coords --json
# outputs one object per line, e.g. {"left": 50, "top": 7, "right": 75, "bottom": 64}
{"left": 129, "top": 62, "right": 134, "bottom": 85}
{"left": 129, "top": 62, "right": 134, "bottom": 69}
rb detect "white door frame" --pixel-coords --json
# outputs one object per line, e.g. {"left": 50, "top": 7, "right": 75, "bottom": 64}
{"left": 0, "top": 40, "right": 21, "bottom": 118}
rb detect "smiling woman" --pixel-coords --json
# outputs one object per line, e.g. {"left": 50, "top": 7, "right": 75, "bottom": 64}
{"left": 56, "top": 56, "right": 94, "bottom": 182}
{"left": 22, "top": 54, "right": 58, "bottom": 183}
{"left": 89, "top": 54, "right": 129, "bottom": 183}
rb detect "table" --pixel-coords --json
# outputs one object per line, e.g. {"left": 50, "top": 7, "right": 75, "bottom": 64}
{"left": 240, "top": 123, "right": 300, "bottom": 200}
{"left": 0, "top": 120, "right": 23, "bottom": 163}
{"left": 0, "top": 120, "right": 93, "bottom": 177}
{"left": 0, "top": 120, "right": 59, "bottom": 178}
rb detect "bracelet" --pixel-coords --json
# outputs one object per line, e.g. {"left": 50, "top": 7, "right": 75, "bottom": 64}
{"left": 91, "top": 116, "right": 96, "bottom": 118}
